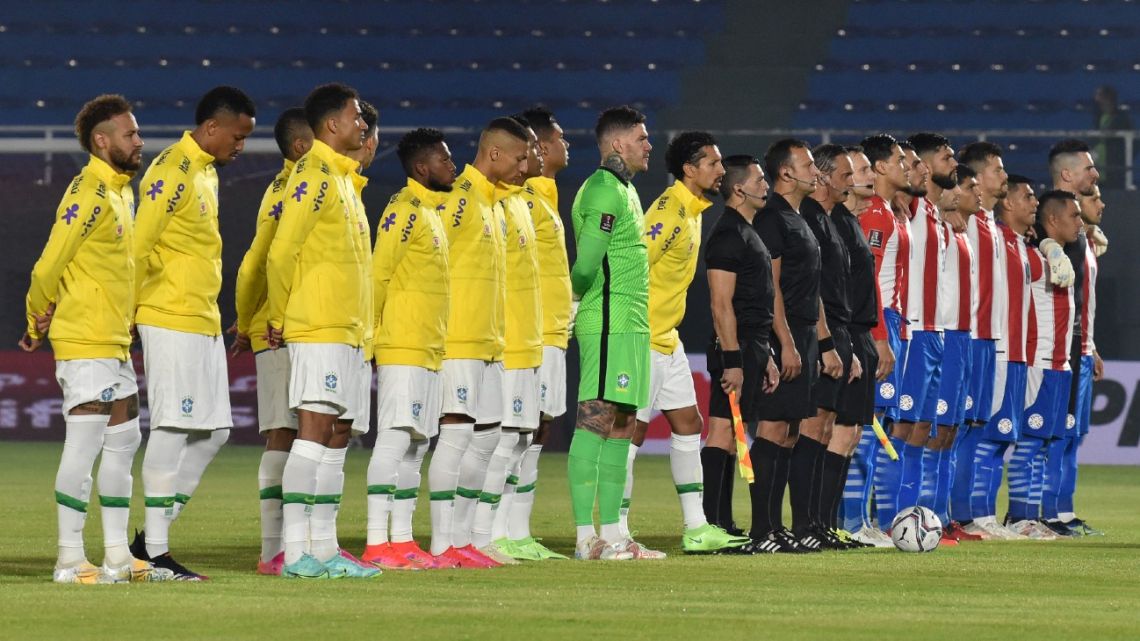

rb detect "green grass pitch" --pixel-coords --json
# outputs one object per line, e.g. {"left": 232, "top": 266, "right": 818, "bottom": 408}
{"left": 2, "top": 441, "right": 1139, "bottom": 640}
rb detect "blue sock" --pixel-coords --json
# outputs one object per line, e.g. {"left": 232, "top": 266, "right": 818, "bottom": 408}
{"left": 874, "top": 436, "right": 906, "bottom": 527}
{"left": 1041, "top": 438, "right": 1069, "bottom": 520}
{"left": 985, "top": 444, "right": 1008, "bottom": 519}
{"left": 934, "top": 446, "right": 953, "bottom": 525}
{"left": 841, "top": 427, "right": 875, "bottom": 531}
{"left": 950, "top": 425, "right": 981, "bottom": 523}
{"left": 897, "top": 442, "right": 925, "bottom": 511}
{"left": 1007, "top": 438, "right": 1042, "bottom": 521}
{"left": 971, "top": 440, "right": 1001, "bottom": 520}
{"left": 917, "top": 446, "right": 939, "bottom": 511}
{"left": 861, "top": 428, "right": 880, "bottom": 526}
{"left": 1028, "top": 446, "right": 1046, "bottom": 520}
{"left": 1058, "top": 435, "right": 1081, "bottom": 514}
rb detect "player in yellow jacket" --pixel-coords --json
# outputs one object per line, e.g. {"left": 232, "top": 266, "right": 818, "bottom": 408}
{"left": 363, "top": 128, "right": 456, "bottom": 571}
{"left": 21, "top": 95, "right": 172, "bottom": 584}
{"left": 265, "top": 84, "right": 374, "bottom": 580}
{"left": 428, "top": 118, "right": 529, "bottom": 568}
{"left": 130, "top": 86, "right": 256, "bottom": 580}
{"left": 231, "top": 108, "right": 313, "bottom": 576}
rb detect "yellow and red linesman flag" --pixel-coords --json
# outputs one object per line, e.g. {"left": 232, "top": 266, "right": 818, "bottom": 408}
{"left": 728, "top": 391, "right": 755, "bottom": 483}
{"left": 871, "top": 415, "right": 899, "bottom": 461}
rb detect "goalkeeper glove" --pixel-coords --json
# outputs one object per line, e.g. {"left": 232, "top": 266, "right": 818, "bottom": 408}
{"left": 1089, "top": 225, "right": 1109, "bottom": 257}
{"left": 1039, "top": 238, "right": 1075, "bottom": 287}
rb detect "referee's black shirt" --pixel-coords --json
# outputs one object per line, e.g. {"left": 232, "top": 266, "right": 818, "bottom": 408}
{"left": 753, "top": 192, "right": 821, "bottom": 326}
{"left": 832, "top": 202, "right": 879, "bottom": 331}
{"left": 704, "top": 207, "right": 774, "bottom": 341}
{"left": 802, "top": 196, "right": 851, "bottom": 326}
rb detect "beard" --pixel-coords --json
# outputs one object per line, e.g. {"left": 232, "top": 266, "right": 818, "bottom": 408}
{"left": 428, "top": 178, "right": 454, "bottom": 192}
{"left": 109, "top": 146, "right": 141, "bottom": 172}
{"left": 932, "top": 172, "right": 957, "bottom": 190}
{"left": 903, "top": 185, "right": 928, "bottom": 198}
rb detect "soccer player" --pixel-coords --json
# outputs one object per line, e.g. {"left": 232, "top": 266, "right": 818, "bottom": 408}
{"left": 751, "top": 138, "right": 838, "bottom": 553}
{"left": 857, "top": 134, "right": 909, "bottom": 540}
{"left": 265, "top": 83, "right": 371, "bottom": 579}
{"left": 970, "top": 173, "right": 1034, "bottom": 540}
{"left": 429, "top": 117, "right": 528, "bottom": 568}
{"left": 363, "top": 128, "right": 457, "bottom": 570}
{"left": 131, "top": 86, "right": 255, "bottom": 580}
{"left": 624, "top": 131, "right": 748, "bottom": 556}
{"left": 702, "top": 155, "right": 781, "bottom": 554}
{"left": 566, "top": 106, "right": 651, "bottom": 561}
{"left": 1008, "top": 190, "right": 1082, "bottom": 539}
{"left": 233, "top": 107, "right": 313, "bottom": 575}
{"left": 22, "top": 95, "right": 170, "bottom": 583}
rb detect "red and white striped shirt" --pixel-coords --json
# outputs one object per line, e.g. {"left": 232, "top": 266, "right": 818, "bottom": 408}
{"left": 937, "top": 221, "right": 974, "bottom": 333}
{"left": 967, "top": 208, "right": 1004, "bottom": 340}
{"left": 860, "top": 194, "right": 909, "bottom": 341}
{"left": 1025, "top": 244, "right": 1076, "bottom": 371}
{"left": 906, "top": 196, "right": 948, "bottom": 331}
{"left": 1081, "top": 234, "right": 1098, "bottom": 355}
{"left": 996, "top": 224, "right": 1031, "bottom": 363}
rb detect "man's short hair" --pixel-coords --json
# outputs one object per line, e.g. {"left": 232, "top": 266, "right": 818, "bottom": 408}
{"left": 303, "top": 83, "right": 359, "bottom": 132}
{"left": 908, "top": 132, "right": 951, "bottom": 157}
{"left": 517, "top": 106, "right": 559, "bottom": 139}
{"left": 396, "top": 128, "right": 446, "bottom": 176}
{"left": 860, "top": 134, "right": 898, "bottom": 168}
{"left": 1006, "top": 174, "right": 1034, "bottom": 189}
{"left": 763, "top": 138, "right": 810, "bottom": 183}
{"left": 359, "top": 100, "right": 378, "bottom": 137}
{"left": 958, "top": 141, "right": 1003, "bottom": 172}
{"left": 1036, "top": 189, "right": 1077, "bottom": 223}
{"left": 843, "top": 144, "right": 864, "bottom": 155}
{"left": 1048, "top": 139, "right": 1092, "bottom": 176}
{"left": 812, "top": 143, "right": 848, "bottom": 175}
{"left": 719, "top": 154, "right": 761, "bottom": 200}
{"left": 74, "top": 94, "right": 132, "bottom": 153}
{"left": 665, "top": 131, "right": 718, "bottom": 181}
{"left": 485, "top": 116, "right": 530, "bottom": 142}
{"left": 194, "top": 85, "right": 256, "bottom": 125}
{"left": 956, "top": 164, "right": 977, "bottom": 183}
{"left": 594, "top": 105, "right": 646, "bottom": 143}
{"left": 272, "top": 107, "right": 309, "bottom": 157}
{"left": 897, "top": 140, "right": 915, "bottom": 152}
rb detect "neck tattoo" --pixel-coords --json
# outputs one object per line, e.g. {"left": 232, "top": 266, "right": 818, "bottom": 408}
{"left": 603, "top": 153, "right": 634, "bottom": 182}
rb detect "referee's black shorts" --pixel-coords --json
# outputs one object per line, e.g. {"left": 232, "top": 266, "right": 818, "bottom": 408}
{"left": 836, "top": 326, "right": 878, "bottom": 427}
{"left": 754, "top": 323, "right": 818, "bottom": 422}
{"left": 813, "top": 323, "right": 852, "bottom": 413}
{"left": 707, "top": 336, "right": 771, "bottom": 425}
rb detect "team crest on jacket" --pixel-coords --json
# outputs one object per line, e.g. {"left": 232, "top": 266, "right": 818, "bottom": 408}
{"left": 617, "top": 373, "right": 631, "bottom": 390}
{"left": 100, "top": 387, "right": 115, "bottom": 402}
{"left": 457, "top": 386, "right": 469, "bottom": 403}
{"left": 512, "top": 396, "right": 523, "bottom": 416}
{"left": 1027, "top": 414, "right": 1045, "bottom": 430}
{"left": 997, "top": 418, "right": 1013, "bottom": 434}
{"left": 964, "top": 395, "right": 974, "bottom": 410}
{"left": 879, "top": 382, "right": 895, "bottom": 399}
{"left": 936, "top": 400, "right": 949, "bottom": 416}
{"left": 1066, "top": 414, "right": 1076, "bottom": 430}
{"left": 899, "top": 395, "right": 914, "bottom": 411}
{"left": 411, "top": 401, "right": 423, "bottom": 419}
{"left": 180, "top": 396, "right": 194, "bottom": 416}
{"left": 324, "top": 372, "right": 338, "bottom": 392}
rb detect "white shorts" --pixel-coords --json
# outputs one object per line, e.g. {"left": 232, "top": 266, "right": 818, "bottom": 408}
{"left": 441, "top": 359, "right": 504, "bottom": 424}
{"left": 55, "top": 358, "right": 138, "bottom": 415}
{"left": 287, "top": 342, "right": 361, "bottom": 419}
{"left": 539, "top": 346, "right": 567, "bottom": 420}
{"left": 138, "top": 325, "right": 233, "bottom": 431}
{"left": 352, "top": 358, "right": 374, "bottom": 436}
{"left": 502, "top": 366, "right": 541, "bottom": 430}
{"left": 635, "top": 341, "right": 698, "bottom": 423}
{"left": 255, "top": 349, "right": 296, "bottom": 433}
{"left": 376, "top": 365, "right": 442, "bottom": 439}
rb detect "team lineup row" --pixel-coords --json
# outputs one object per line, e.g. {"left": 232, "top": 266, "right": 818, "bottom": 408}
{"left": 22, "top": 82, "right": 1105, "bottom": 582}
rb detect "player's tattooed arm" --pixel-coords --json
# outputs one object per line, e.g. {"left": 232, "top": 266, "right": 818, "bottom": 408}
{"left": 576, "top": 400, "right": 617, "bottom": 437}
{"left": 70, "top": 400, "right": 112, "bottom": 415}
{"left": 603, "top": 153, "right": 634, "bottom": 183}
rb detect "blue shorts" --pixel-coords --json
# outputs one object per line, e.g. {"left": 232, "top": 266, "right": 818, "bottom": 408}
{"left": 898, "top": 330, "right": 943, "bottom": 423}
{"left": 1022, "top": 367, "right": 1073, "bottom": 440}
{"left": 875, "top": 308, "right": 905, "bottom": 416}
{"left": 965, "top": 339, "right": 997, "bottom": 424}
{"left": 936, "top": 330, "right": 972, "bottom": 427}
{"left": 1074, "top": 354, "right": 1094, "bottom": 438}
{"left": 983, "top": 360, "right": 1028, "bottom": 443}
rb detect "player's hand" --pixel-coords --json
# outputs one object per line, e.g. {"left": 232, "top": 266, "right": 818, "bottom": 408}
{"left": 821, "top": 348, "right": 843, "bottom": 379}
{"left": 34, "top": 303, "right": 55, "bottom": 335}
{"left": 720, "top": 367, "right": 743, "bottom": 396}
{"left": 849, "top": 353, "right": 863, "bottom": 383}
{"left": 874, "top": 339, "right": 895, "bottom": 381}
{"left": 1093, "top": 351, "right": 1104, "bottom": 381}
{"left": 763, "top": 357, "right": 780, "bottom": 394}
{"left": 1039, "top": 238, "right": 1075, "bottom": 287}
{"left": 779, "top": 340, "right": 801, "bottom": 381}
{"left": 265, "top": 323, "right": 283, "bottom": 350}
{"left": 1090, "top": 225, "right": 1109, "bottom": 257}
{"left": 17, "top": 332, "right": 41, "bottom": 352}
{"left": 226, "top": 322, "right": 250, "bottom": 357}
{"left": 568, "top": 296, "right": 581, "bottom": 335}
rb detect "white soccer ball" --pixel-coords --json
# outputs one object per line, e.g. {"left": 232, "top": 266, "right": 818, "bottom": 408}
{"left": 890, "top": 506, "right": 943, "bottom": 552}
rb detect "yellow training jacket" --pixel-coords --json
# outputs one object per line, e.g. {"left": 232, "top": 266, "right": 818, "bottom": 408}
{"left": 266, "top": 139, "right": 364, "bottom": 346}
{"left": 645, "top": 181, "right": 711, "bottom": 355}
{"left": 524, "top": 176, "right": 571, "bottom": 349}
{"left": 350, "top": 172, "right": 374, "bottom": 361}
{"left": 373, "top": 178, "right": 450, "bottom": 370}
{"left": 497, "top": 184, "right": 543, "bottom": 369}
{"left": 234, "top": 159, "right": 293, "bottom": 353}
{"left": 134, "top": 131, "right": 223, "bottom": 335}
{"left": 26, "top": 155, "right": 136, "bottom": 360}
{"left": 440, "top": 164, "right": 505, "bottom": 361}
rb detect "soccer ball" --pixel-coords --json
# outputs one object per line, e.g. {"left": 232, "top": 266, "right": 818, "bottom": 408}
{"left": 890, "top": 506, "right": 943, "bottom": 552}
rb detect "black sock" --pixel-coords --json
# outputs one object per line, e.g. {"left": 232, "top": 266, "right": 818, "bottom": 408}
{"left": 772, "top": 444, "right": 794, "bottom": 532}
{"left": 789, "top": 437, "right": 823, "bottom": 532}
{"left": 722, "top": 452, "right": 737, "bottom": 530}
{"left": 807, "top": 439, "right": 828, "bottom": 525}
{"left": 748, "top": 438, "right": 782, "bottom": 538}
{"left": 700, "top": 447, "right": 729, "bottom": 526}
{"left": 819, "top": 451, "right": 848, "bottom": 530}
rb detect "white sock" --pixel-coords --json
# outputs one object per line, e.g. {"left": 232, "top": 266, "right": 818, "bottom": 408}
{"left": 428, "top": 424, "right": 472, "bottom": 555}
{"left": 367, "top": 430, "right": 410, "bottom": 546}
{"left": 281, "top": 439, "right": 325, "bottom": 565}
{"left": 257, "top": 449, "right": 289, "bottom": 561}
{"left": 98, "top": 418, "right": 141, "bottom": 567}
{"left": 55, "top": 414, "right": 108, "bottom": 568}
{"left": 671, "top": 433, "right": 707, "bottom": 530}
{"left": 508, "top": 442, "right": 542, "bottom": 540}
{"left": 494, "top": 432, "right": 531, "bottom": 541}
{"left": 392, "top": 439, "right": 429, "bottom": 543}
{"left": 577, "top": 525, "right": 597, "bottom": 542}
{"left": 311, "top": 446, "right": 346, "bottom": 562}
{"left": 471, "top": 430, "right": 519, "bottom": 549}
{"left": 600, "top": 522, "right": 624, "bottom": 542}
{"left": 142, "top": 427, "right": 188, "bottom": 558}
{"left": 170, "top": 428, "right": 229, "bottom": 522}
{"left": 452, "top": 426, "right": 499, "bottom": 548}
{"left": 619, "top": 443, "right": 639, "bottom": 538}
{"left": 1059, "top": 511, "right": 1076, "bottom": 523}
